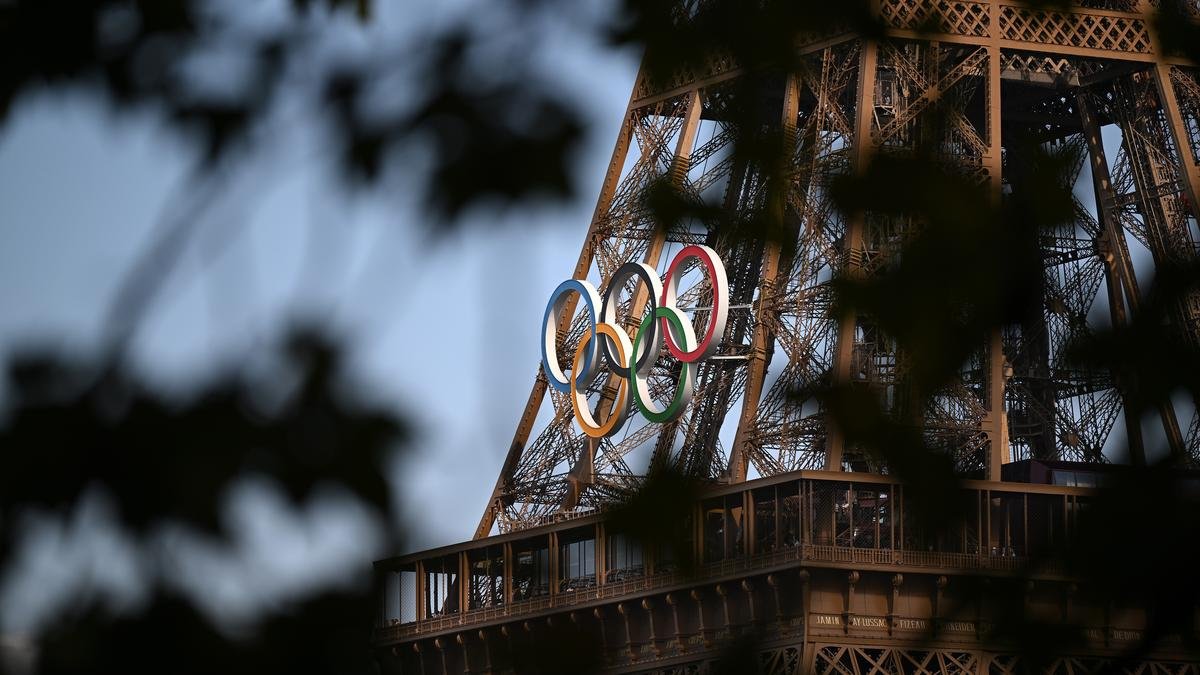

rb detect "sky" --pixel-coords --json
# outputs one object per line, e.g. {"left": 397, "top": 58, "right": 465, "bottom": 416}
{"left": 0, "top": 0, "right": 640, "bottom": 634}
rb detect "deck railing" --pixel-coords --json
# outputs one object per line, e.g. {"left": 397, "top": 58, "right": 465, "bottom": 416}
{"left": 375, "top": 542, "right": 1057, "bottom": 642}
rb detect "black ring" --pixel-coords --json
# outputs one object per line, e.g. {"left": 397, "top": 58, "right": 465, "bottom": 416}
{"left": 599, "top": 262, "right": 660, "bottom": 379}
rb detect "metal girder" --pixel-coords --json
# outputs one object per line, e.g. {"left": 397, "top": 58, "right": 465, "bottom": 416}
{"left": 630, "top": 1, "right": 1198, "bottom": 110}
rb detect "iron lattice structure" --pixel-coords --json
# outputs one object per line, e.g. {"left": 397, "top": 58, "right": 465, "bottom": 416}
{"left": 476, "top": 0, "right": 1200, "bottom": 538}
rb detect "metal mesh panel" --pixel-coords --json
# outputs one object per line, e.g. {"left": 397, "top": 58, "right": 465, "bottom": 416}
{"left": 656, "top": 510, "right": 692, "bottom": 575}
{"left": 780, "top": 481, "right": 801, "bottom": 548}
{"left": 755, "top": 486, "right": 779, "bottom": 554}
{"left": 423, "top": 554, "right": 460, "bottom": 617}
{"left": 383, "top": 567, "right": 418, "bottom": 625}
{"left": 900, "top": 486, "right": 931, "bottom": 552}
{"left": 468, "top": 545, "right": 504, "bottom": 610}
{"left": 606, "top": 531, "right": 644, "bottom": 582}
{"left": 559, "top": 527, "right": 597, "bottom": 592}
{"left": 512, "top": 536, "right": 550, "bottom": 601}
{"left": 702, "top": 497, "right": 726, "bottom": 563}
{"left": 1026, "top": 492, "right": 1067, "bottom": 557}
{"left": 949, "top": 489, "right": 983, "bottom": 555}
{"left": 850, "top": 484, "right": 891, "bottom": 549}
{"left": 989, "top": 492, "right": 1027, "bottom": 557}
{"left": 809, "top": 480, "right": 846, "bottom": 547}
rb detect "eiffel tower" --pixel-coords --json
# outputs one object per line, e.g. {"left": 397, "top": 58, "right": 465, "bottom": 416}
{"left": 474, "top": 0, "right": 1200, "bottom": 538}
{"left": 375, "top": 1, "right": 1200, "bottom": 672}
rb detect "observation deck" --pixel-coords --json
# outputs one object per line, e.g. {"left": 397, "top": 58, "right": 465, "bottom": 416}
{"left": 373, "top": 467, "right": 1199, "bottom": 674}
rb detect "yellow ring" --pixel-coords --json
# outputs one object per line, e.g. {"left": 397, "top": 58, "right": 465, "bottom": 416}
{"left": 570, "top": 324, "right": 631, "bottom": 438}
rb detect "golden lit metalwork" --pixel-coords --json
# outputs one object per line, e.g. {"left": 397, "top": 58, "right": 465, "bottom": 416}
{"left": 377, "top": 1, "right": 1200, "bottom": 671}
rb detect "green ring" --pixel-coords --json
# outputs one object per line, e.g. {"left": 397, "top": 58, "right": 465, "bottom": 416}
{"left": 630, "top": 307, "right": 692, "bottom": 423}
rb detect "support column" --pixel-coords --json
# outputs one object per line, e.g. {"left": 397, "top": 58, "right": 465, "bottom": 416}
{"left": 456, "top": 634, "right": 471, "bottom": 674}
{"left": 416, "top": 560, "right": 427, "bottom": 621}
{"left": 1151, "top": 64, "right": 1200, "bottom": 222}
{"left": 642, "top": 598, "right": 660, "bottom": 656}
{"left": 691, "top": 589, "right": 712, "bottom": 647}
{"left": 435, "top": 637, "right": 450, "bottom": 675}
{"left": 596, "top": 522, "right": 607, "bottom": 586}
{"left": 1151, "top": 63, "right": 1200, "bottom": 465}
{"left": 666, "top": 593, "right": 683, "bottom": 648}
{"left": 617, "top": 603, "right": 636, "bottom": 658}
{"left": 729, "top": 72, "right": 802, "bottom": 482}
{"left": 827, "top": 38, "right": 879, "bottom": 472}
{"left": 798, "top": 569, "right": 812, "bottom": 656}
{"left": 982, "top": 31, "right": 1010, "bottom": 481}
{"left": 844, "top": 570, "right": 859, "bottom": 631}
{"left": 743, "top": 579, "right": 759, "bottom": 628}
{"left": 715, "top": 584, "right": 732, "bottom": 634}
{"left": 478, "top": 629, "right": 494, "bottom": 675}
{"left": 1109, "top": 73, "right": 1191, "bottom": 460}
{"left": 744, "top": 488, "right": 756, "bottom": 555}
{"left": 549, "top": 531, "right": 560, "bottom": 598}
{"left": 888, "top": 574, "right": 903, "bottom": 636}
{"left": 767, "top": 574, "right": 784, "bottom": 626}
{"left": 1077, "top": 89, "right": 1148, "bottom": 465}
{"left": 593, "top": 608, "right": 609, "bottom": 656}
{"left": 502, "top": 543, "right": 513, "bottom": 605}
{"left": 459, "top": 551, "right": 470, "bottom": 615}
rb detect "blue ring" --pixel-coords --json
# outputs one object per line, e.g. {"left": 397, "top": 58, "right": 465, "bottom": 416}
{"left": 541, "top": 279, "right": 600, "bottom": 393}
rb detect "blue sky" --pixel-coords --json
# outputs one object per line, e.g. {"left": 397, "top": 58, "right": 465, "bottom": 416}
{"left": 0, "top": 1, "right": 639, "bottom": 633}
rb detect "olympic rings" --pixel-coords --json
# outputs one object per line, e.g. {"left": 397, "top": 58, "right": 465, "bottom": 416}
{"left": 541, "top": 245, "right": 728, "bottom": 438}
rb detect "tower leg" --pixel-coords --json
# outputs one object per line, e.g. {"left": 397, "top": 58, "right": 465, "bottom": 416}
{"left": 826, "top": 38, "right": 879, "bottom": 472}
{"left": 728, "top": 73, "right": 803, "bottom": 483}
{"left": 1077, "top": 89, "right": 1148, "bottom": 466}
{"left": 983, "top": 39, "right": 1009, "bottom": 481}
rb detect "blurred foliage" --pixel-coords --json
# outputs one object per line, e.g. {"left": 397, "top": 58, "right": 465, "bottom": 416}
{"left": 0, "top": 328, "right": 405, "bottom": 675}
{"left": 1154, "top": 0, "right": 1200, "bottom": 63}
{"left": 325, "top": 30, "right": 585, "bottom": 217}
{"left": 1067, "top": 260, "right": 1200, "bottom": 426}
{"left": 0, "top": 0, "right": 587, "bottom": 220}
{"left": 2, "top": 0, "right": 1200, "bottom": 673}
{"left": 0, "top": 330, "right": 403, "bottom": 538}
{"left": 606, "top": 464, "right": 705, "bottom": 577}
{"left": 607, "top": 0, "right": 881, "bottom": 84}
{"left": 36, "top": 589, "right": 376, "bottom": 675}
{"left": 503, "top": 620, "right": 604, "bottom": 675}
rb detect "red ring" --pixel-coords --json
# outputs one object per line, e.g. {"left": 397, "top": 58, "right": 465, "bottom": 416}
{"left": 659, "top": 245, "right": 728, "bottom": 363}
